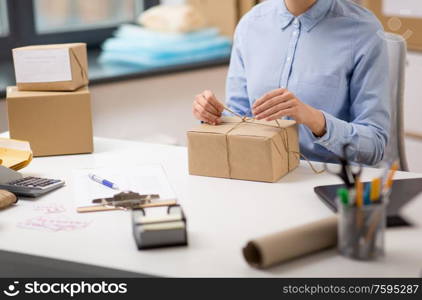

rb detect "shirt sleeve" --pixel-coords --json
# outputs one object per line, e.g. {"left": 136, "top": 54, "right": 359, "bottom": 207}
{"left": 315, "top": 28, "right": 391, "bottom": 165}
{"left": 224, "top": 22, "right": 252, "bottom": 117}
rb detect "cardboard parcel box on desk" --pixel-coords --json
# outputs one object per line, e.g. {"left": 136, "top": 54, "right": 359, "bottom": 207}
{"left": 12, "top": 43, "right": 89, "bottom": 92}
{"left": 6, "top": 86, "right": 93, "bottom": 157}
{"left": 187, "top": 117, "right": 300, "bottom": 182}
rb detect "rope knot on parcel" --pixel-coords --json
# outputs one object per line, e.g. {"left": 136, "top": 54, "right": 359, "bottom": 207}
{"left": 223, "top": 105, "right": 324, "bottom": 175}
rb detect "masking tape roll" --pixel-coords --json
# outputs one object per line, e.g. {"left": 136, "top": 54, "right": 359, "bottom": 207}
{"left": 0, "top": 190, "right": 18, "bottom": 210}
{"left": 243, "top": 216, "right": 338, "bottom": 269}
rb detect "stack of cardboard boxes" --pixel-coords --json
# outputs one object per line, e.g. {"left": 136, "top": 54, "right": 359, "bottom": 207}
{"left": 7, "top": 43, "right": 94, "bottom": 157}
{"left": 187, "top": 0, "right": 261, "bottom": 38}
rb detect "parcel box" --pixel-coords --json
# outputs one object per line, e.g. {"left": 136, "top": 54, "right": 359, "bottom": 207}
{"left": 6, "top": 86, "right": 93, "bottom": 157}
{"left": 187, "top": 0, "right": 259, "bottom": 38}
{"left": 12, "top": 43, "right": 89, "bottom": 92}
{"left": 187, "top": 117, "right": 299, "bottom": 182}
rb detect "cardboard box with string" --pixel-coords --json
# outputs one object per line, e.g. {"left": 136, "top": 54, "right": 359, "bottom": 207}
{"left": 7, "top": 43, "right": 93, "bottom": 157}
{"left": 188, "top": 104, "right": 307, "bottom": 182}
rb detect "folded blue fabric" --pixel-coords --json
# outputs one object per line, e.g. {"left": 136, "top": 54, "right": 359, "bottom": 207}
{"left": 102, "top": 36, "right": 231, "bottom": 58}
{"left": 99, "top": 25, "right": 232, "bottom": 68}
{"left": 99, "top": 46, "right": 231, "bottom": 67}
{"left": 114, "top": 24, "right": 222, "bottom": 43}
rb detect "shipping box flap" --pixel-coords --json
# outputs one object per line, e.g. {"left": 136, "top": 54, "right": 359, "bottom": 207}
{"left": 0, "top": 138, "right": 33, "bottom": 171}
{"left": 7, "top": 86, "right": 89, "bottom": 98}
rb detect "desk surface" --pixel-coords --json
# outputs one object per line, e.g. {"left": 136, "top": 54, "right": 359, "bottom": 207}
{"left": 0, "top": 137, "right": 421, "bottom": 277}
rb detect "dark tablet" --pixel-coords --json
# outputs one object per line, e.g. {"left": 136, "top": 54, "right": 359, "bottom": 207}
{"left": 314, "top": 178, "right": 422, "bottom": 227}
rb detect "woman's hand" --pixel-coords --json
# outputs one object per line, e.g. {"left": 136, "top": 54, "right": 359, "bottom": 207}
{"left": 252, "top": 88, "right": 327, "bottom": 137}
{"left": 193, "top": 90, "right": 225, "bottom": 125}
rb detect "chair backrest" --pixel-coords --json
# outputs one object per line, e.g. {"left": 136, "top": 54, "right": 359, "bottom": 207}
{"left": 384, "top": 32, "right": 408, "bottom": 171}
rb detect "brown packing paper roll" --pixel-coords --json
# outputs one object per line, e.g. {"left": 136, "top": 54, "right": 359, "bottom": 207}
{"left": 243, "top": 216, "right": 338, "bottom": 269}
{"left": 0, "top": 190, "right": 18, "bottom": 210}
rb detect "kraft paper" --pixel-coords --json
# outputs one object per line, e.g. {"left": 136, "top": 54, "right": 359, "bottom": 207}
{"left": 243, "top": 216, "right": 338, "bottom": 269}
{"left": 187, "top": 116, "right": 299, "bottom": 182}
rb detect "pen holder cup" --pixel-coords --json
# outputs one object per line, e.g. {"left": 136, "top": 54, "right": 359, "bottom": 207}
{"left": 337, "top": 199, "right": 386, "bottom": 261}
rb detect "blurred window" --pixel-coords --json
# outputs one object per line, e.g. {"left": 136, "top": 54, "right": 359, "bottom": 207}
{"left": 34, "top": 0, "right": 144, "bottom": 33}
{"left": 0, "top": 0, "right": 8, "bottom": 37}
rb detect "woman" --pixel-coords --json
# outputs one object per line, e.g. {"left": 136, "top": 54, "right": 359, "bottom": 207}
{"left": 192, "top": 0, "right": 390, "bottom": 165}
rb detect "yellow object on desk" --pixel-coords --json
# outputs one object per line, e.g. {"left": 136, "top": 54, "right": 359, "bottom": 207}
{"left": 355, "top": 177, "right": 364, "bottom": 207}
{"left": 0, "top": 138, "right": 33, "bottom": 171}
{"left": 384, "top": 162, "right": 399, "bottom": 193}
{"left": 370, "top": 178, "right": 382, "bottom": 202}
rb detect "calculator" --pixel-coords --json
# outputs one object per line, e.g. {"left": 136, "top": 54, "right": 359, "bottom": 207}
{"left": 0, "top": 176, "right": 65, "bottom": 197}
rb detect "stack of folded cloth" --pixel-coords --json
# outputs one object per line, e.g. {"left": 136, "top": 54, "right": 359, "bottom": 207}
{"left": 99, "top": 4, "right": 232, "bottom": 68}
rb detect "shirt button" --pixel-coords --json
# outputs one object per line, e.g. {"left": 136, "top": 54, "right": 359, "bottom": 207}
{"left": 293, "top": 31, "right": 298, "bottom": 36}
{"left": 294, "top": 19, "right": 299, "bottom": 26}
{"left": 286, "top": 57, "right": 291, "bottom": 62}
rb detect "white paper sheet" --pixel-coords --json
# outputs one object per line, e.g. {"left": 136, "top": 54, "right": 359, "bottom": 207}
{"left": 13, "top": 48, "right": 72, "bottom": 83}
{"left": 71, "top": 164, "right": 177, "bottom": 207}
{"left": 383, "top": 0, "right": 422, "bottom": 18}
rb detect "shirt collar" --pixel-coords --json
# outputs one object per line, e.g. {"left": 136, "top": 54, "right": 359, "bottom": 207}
{"left": 278, "top": 0, "right": 333, "bottom": 32}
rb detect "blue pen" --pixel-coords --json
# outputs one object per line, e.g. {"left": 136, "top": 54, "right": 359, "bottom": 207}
{"left": 88, "top": 174, "right": 119, "bottom": 190}
{"left": 364, "top": 183, "right": 371, "bottom": 205}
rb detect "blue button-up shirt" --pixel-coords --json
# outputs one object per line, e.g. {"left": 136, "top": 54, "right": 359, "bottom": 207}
{"left": 225, "top": 0, "right": 390, "bottom": 165}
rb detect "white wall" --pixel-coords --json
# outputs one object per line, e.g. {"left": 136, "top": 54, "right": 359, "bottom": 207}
{"left": 404, "top": 52, "right": 422, "bottom": 137}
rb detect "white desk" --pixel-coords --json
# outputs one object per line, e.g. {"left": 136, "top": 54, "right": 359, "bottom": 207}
{"left": 0, "top": 137, "right": 421, "bottom": 277}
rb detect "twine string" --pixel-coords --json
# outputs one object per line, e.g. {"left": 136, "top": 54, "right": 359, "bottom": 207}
{"left": 70, "top": 49, "right": 88, "bottom": 81}
{"left": 222, "top": 105, "right": 324, "bottom": 175}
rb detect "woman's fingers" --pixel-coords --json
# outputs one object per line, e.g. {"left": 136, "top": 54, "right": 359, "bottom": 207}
{"left": 253, "top": 88, "right": 285, "bottom": 109}
{"left": 194, "top": 102, "right": 220, "bottom": 124}
{"left": 203, "top": 90, "right": 225, "bottom": 113}
{"left": 196, "top": 94, "right": 219, "bottom": 116}
{"left": 265, "top": 107, "right": 296, "bottom": 121}
{"left": 255, "top": 99, "right": 296, "bottom": 120}
{"left": 253, "top": 92, "right": 294, "bottom": 116}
